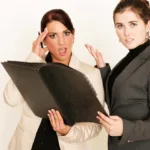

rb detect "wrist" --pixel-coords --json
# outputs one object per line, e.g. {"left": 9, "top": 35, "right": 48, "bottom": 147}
{"left": 59, "top": 126, "right": 71, "bottom": 136}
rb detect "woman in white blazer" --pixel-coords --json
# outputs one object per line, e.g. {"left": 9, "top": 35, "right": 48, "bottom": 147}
{"left": 3, "top": 9, "right": 107, "bottom": 150}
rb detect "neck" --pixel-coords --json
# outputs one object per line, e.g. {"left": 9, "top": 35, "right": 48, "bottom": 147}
{"left": 52, "top": 56, "right": 71, "bottom": 66}
{"left": 129, "top": 39, "right": 149, "bottom": 51}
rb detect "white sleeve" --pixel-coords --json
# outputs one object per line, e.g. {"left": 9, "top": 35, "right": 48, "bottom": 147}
{"left": 57, "top": 63, "right": 104, "bottom": 143}
{"left": 3, "top": 52, "right": 46, "bottom": 107}
{"left": 58, "top": 122, "right": 101, "bottom": 143}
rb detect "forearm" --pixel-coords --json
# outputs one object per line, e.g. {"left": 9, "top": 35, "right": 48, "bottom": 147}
{"left": 95, "top": 63, "right": 111, "bottom": 86}
{"left": 119, "top": 117, "right": 150, "bottom": 145}
{"left": 3, "top": 80, "right": 24, "bottom": 106}
{"left": 58, "top": 122, "right": 101, "bottom": 143}
{"left": 3, "top": 52, "right": 46, "bottom": 106}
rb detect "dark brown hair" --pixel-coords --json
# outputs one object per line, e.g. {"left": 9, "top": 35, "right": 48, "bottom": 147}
{"left": 113, "top": 0, "right": 150, "bottom": 24}
{"left": 42, "top": 9, "right": 75, "bottom": 63}
{"left": 41, "top": 9, "right": 74, "bottom": 34}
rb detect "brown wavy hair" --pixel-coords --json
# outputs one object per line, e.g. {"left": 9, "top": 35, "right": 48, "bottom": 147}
{"left": 113, "top": 0, "right": 150, "bottom": 24}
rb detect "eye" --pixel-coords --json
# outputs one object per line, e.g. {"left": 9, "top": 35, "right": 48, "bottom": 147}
{"left": 116, "top": 24, "right": 123, "bottom": 29}
{"left": 130, "top": 23, "right": 137, "bottom": 27}
{"left": 49, "top": 34, "right": 56, "bottom": 39}
{"left": 64, "top": 31, "right": 71, "bottom": 36}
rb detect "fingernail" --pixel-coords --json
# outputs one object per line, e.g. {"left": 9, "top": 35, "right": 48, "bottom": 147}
{"left": 45, "top": 27, "right": 48, "bottom": 32}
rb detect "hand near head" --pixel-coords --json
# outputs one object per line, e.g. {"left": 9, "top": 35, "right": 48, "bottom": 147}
{"left": 97, "top": 112, "right": 123, "bottom": 136}
{"left": 48, "top": 109, "right": 71, "bottom": 135}
{"left": 32, "top": 28, "right": 48, "bottom": 58}
{"left": 85, "top": 44, "right": 106, "bottom": 68}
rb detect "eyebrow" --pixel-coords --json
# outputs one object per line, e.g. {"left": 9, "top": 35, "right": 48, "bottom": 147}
{"left": 128, "top": 21, "right": 138, "bottom": 23}
{"left": 48, "top": 29, "right": 70, "bottom": 34}
{"left": 115, "top": 20, "right": 138, "bottom": 25}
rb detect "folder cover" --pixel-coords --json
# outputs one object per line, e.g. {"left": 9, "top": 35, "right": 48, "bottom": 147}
{"left": 2, "top": 61, "right": 108, "bottom": 126}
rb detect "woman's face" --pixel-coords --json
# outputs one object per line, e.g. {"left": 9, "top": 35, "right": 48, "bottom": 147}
{"left": 44, "top": 21, "right": 74, "bottom": 64}
{"left": 114, "top": 9, "right": 150, "bottom": 49}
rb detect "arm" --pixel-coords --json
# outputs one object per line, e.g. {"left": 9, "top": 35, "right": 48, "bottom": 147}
{"left": 3, "top": 29, "right": 48, "bottom": 107}
{"left": 98, "top": 63, "right": 111, "bottom": 86}
{"left": 97, "top": 72, "right": 150, "bottom": 145}
{"left": 85, "top": 44, "right": 111, "bottom": 85}
{"left": 48, "top": 109, "right": 101, "bottom": 143}
{"left": 119, "top": 71, "right": 150, "bottom": 145}
{"left": 58, "top": 122, "right": 101, "bottom": 143}
{"left": 3, "top": 52, "right": 46, "bottom": 106}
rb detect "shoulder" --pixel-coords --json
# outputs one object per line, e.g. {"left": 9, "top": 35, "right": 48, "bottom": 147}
{"left": 79, "top": 61, "right": 99, "bottom": 74}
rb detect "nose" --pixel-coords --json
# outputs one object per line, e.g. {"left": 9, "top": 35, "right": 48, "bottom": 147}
{"left": 124, "top": 26, "right": 131, "bottom": 37}
{"left": 58, "top": 35, "right": 65, "bottom": 45}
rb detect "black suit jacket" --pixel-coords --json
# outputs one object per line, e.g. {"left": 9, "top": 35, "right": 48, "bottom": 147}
{"left": 104, "top": 45, "right": 150, "bottom": 150}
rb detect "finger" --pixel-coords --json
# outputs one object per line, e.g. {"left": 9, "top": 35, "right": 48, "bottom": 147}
{"left": 109, "top": 116, "right": 120, "bottom": 120}
{"left": 85, "top": 44, "right": 93, "bottom": 56}
{"left": 97, "top": 112, "right": 113, "bottom": 125}
{"left": 97, "top": 116, "right": 110, "bottom": 129}
{"left": 48, "top": 110, "right": 56, "bottom": 130}
{"left": 56, "top": 111, "right": 64, "bottom": 129}
{"left": 95, "top": 50, "right": 101, "bottom": 67}
{"left": 96, "top": 116, "right": 112, "bottom": 135}
{"left": 96, "top": 50, "right": 106, "bottom": 67}
{"left": 37, "top": 28, "right": 48, "bottom": 47}
{"left": 40, "top": 28, "right": 48, "bottom": 42}
{"left": 51, "top": 109, "right": 59, "bottom": 130}
{"left": 90, "top": 45, "right": 98, "bottom": 60}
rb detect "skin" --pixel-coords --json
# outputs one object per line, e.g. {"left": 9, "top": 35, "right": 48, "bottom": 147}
{"left": 114, "top": 9, "right": 150, "bottom": 49}
{"left": 89, "top": 9, "right": 150, "bottom": 137}
{"left": 32, "top": 20, "right": 105, "bottom": 136}
{"left": 44, "top": 21, "right": 74, "bottom": 65}
{"left": 32, "top": 21, "right": 75, "bottom": 135}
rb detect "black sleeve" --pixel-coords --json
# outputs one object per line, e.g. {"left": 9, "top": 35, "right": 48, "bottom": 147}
{"left": 95, "top": 63, "right": 111, "bottom": 86}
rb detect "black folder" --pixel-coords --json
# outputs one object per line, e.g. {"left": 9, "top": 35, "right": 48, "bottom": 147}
{"left": 2, "top": 61, "right": 108, "bottom": 126}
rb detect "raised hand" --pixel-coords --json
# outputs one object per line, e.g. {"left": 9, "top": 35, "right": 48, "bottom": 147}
{"left": 48, "top": 109, "right": 71, "bottom": 135}
{"left": 96, "top": 112, "right": 123, "bottom": 136}
{"left": 85, "top": 44, "right": 106, "bottom": 68}
{"left": 32, "top": 28, "right": 48, "bottom": 58}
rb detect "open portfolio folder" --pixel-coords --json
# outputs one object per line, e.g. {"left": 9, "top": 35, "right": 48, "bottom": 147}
{"left": 2, "top": 61, "right": 108, "bottom": 126}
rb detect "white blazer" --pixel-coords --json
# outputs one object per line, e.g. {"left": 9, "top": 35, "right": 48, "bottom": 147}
{"left": 3, "top": 52, "right": 106, "bottom": 150}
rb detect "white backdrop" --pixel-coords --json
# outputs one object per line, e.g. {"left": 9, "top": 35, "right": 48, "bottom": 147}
{"left": 0, "top": 0, "right": 130, "bottom": 149}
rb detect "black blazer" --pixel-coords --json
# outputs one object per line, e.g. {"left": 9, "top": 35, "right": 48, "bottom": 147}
{"left": 105, "top": 45, "right": 150, "bottom": 150}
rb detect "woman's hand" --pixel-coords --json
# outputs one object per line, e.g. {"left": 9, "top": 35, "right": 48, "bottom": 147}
{"left": 96, "top": 112, "right": 123, "bottom": 136}
{"left": 32, "top": 28, "right": 48, "bottom": 58}
{"left": 85, "top": 44, "right": 106, "bottom": 68}
{"left": 48, "top": 109, "right": 71, "bottom": 136}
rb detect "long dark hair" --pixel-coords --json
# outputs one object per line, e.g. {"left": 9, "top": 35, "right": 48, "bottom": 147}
{"left": 40, "top": 9, "right": 75, "bottom": 63}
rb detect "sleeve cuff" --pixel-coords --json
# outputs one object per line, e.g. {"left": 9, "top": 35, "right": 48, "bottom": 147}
{"left": 25, "top": 52, "right": 46, "bottom": 63}
{"left": 119, "top": 119, "right": 135, "bottom": 145}
{"left": 95, "top": 63, "right": 111, "bottom": 86}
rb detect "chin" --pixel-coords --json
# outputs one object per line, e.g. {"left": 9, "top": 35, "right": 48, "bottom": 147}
{"left": 123, "top": 43, "right": 138, "bottom": 49}
{"left": 59, "top": 54, "right": 71, "bottom": 61}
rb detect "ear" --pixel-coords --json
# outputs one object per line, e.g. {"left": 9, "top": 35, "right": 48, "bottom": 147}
{"left": 146, "top": 20, "right": 150, "bottom": 31}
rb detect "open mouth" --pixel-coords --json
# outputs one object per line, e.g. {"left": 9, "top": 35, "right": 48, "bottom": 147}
{"left": 58, "top": 48, "right": 67, "bottom": 56}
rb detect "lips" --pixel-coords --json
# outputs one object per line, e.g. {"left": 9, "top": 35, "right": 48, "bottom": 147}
{"left": 58, "top": 48, "right": 67, "bottom": 56}
{"left": 126, "top": 38, "right": 134, "bottom": 43}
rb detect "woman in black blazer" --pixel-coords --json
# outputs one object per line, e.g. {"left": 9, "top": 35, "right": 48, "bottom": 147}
{"left": 87, "top": 0, "right": 150, "bottom": 150}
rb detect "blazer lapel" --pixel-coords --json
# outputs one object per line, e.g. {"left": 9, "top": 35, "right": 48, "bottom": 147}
{"left": 111, "top": 45, "right": 150, "bottom": 108}
{"left": 105, "top": 56, "right": 128, "bottom": 112}
{"left": 69, "top": 53, "right": 80, "bottom": 71}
